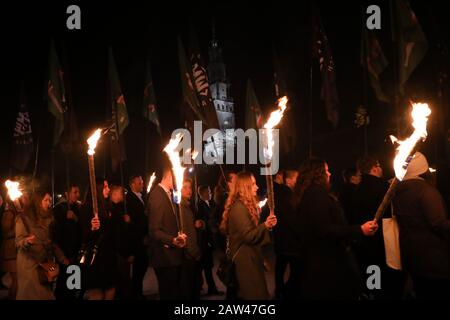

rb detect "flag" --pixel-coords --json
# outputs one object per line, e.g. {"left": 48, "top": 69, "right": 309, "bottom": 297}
{"left": 10, "top": 85, "right": 34, "bottom": 172}
{"left": 143, "top": 60, "right": 161, "bottom": 135}
{"left": 312, "top": 12, "right": 339, "bottom": 128}
{"left": 273, "top": 48, "right": 296, "bottom": 154}
{"left": 108, "top": 47, "right": 129, "bottom": 173}
{"left": 362, "top": 28, "right": 390, "bottom": 102}
{"left": 177, "top": 37, "right": 208, "bottom": 126}
{"left": 188, "top": 26, "right": 220, "bottom": 130}
{"left": 47, "top": 40, "right": 66, "bottom": 146}
{"left": 395, "top": 0, "right": 428, "bottom": 93}
{"left": 245, "top": 79, "right": 263, "bottom": 130}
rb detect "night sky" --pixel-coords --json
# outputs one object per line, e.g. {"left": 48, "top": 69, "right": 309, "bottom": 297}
{"left": 1, "top": 0, "right": 449, "bottom": 196}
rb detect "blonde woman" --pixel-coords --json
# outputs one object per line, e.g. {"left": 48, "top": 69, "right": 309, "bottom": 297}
{"left": 220, "top": 171, "right": 277, "bottom": 300}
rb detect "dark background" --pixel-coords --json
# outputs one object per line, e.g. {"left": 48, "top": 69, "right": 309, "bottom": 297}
{"left": 0, "top": 0, "right": 449, "bottom": 198}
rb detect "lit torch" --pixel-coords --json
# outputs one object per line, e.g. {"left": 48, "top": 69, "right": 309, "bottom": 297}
{"left": 258, "top": 198, "right": 268, "bottom": 209}
{"left": 163, "top": 133, "right": 186, "bottom": 233}
{"left": 147, "top": 172, "right": 156, "bottom": 194}
{"left": 87, "top": 129, "right": 102, "bottom": 219}
{"left": 5, "top": 180, "right": 23, "bottom": 211}
{"left": 262, "top": 96, "right": 288, "bottom": 214}
{"left": 374, "top": 102, "right": 431, "bottom": 221}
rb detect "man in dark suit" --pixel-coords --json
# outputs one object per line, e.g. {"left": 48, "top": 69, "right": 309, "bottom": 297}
{"left": 147, "top": 167, "right": 187, "bottom": 300}
{"left": 126, "top": 175, "right": 149, "bottom": 299}
{"left": 196, "top": 185, "right": 222, "bottom": 295}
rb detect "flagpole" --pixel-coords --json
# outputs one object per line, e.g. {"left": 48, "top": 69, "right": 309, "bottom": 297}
{"left": 361, "top": 5, "right": 369, "bottom": 156}
{"left": 389, "top": 0, "right": 401, "bottom": 137}
{"left": 51, "top": 148, "right": 55, "bottom": 206}
{"left": 309, "top": 3, "right": 314, "bottom": 158}
{"left": 115, "top": 101, "right": 127, "bottom": 214}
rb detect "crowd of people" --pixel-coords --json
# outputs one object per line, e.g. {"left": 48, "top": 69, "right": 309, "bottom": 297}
{"left": 0, "top": 151, "right": 449, "bottom": 300}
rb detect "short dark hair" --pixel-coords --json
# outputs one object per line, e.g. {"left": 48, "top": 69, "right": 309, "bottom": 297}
{"left": 129, "top": 175, "right": 142, "bottom": 185}
{"left": 197, "top": 185, "right": 210, "bottom": 195}
{"left": 357, "top": 156, "right": 379, "bottom": 174}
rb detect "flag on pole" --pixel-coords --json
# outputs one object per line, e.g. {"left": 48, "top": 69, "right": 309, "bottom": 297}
{"left": 188, "top": 26, "right": 220, "bottom": 130}
{"left": 108, "top": 47, "right": 129, "bottom": 173}
{"left": 143, "top": 60, "right": 161, "bottom": 135}
{"left": 395, "top": 0, "right": 428, "bottom": 93}
{"left": 177, "top": 37, "right": 208, "bottom": 126}
{"left": 47, "top": 40, "right": 66, "bottom": 146}
{"left": 245, "top": 78, "right": 263, "bottom": 130}
{"left": 362, "top": 28, "right": 390, "bottom": 103}
{"left": 10, "top": 85, "right": 34, "bottom": 172}
{"left": 312, "top": 12, "right": 340, "bottom": 128}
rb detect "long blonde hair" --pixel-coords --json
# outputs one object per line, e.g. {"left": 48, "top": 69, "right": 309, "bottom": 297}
{"left": 219, "top": 171, "right": 259, "bottom": 234}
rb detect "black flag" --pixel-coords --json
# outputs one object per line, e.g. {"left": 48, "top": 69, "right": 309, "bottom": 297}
{"left": 10, "top": 85, "right": 34, "bottom": 172}
{"left": 312, "top": 11, "right": 340, "bottom": 128}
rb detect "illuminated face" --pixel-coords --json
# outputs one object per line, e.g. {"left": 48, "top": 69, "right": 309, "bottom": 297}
{"left": 111, "top": 188, "right": 124, "bottom": 204}
{"left": 325, "top": 163, "right": 331, "bottom": 184}
{"left": 251, "top": 176, "right": 258, "bottom": 197}
{"left": 103, "top": 181, "right": 110, "bottom": 199}
{"left": 41, "top": 193, "right": 52, "bottom": 211}
{"left": 182, "top": 181, "right": 192, "bottom": 200}
{"left": 69, "top": 187, "right": 80, "bottom": 204}
{"left": 132, "top": 176, "right": 144, "bottom": 193}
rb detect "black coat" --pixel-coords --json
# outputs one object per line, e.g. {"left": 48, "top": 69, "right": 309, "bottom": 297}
{"left": 147, "top": 185, "right": 183, "bottom": 268}
{"left": 126, "top": 191, "right": 148, "bottom": 254}
{"left": 52, "top": 200, "right": 82, "bottom": 261}
{"left": 352, "top": 174, "right": 388, "bottom": 267}
{"left": 297, "top": 184, "right": 363, "bottom": 299}
{"left": 393, "top": 178, "right": 450, "bottom": 279}
{"left": 272, "top": 183, "right": 299, "bottom": 256}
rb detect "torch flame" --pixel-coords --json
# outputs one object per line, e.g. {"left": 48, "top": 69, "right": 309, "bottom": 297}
{"left": 147, "top": 172, "right": 156, "bottom": 193}
{"left": 391, "top": 103, "right": 431, "bottom": 180}
{"left": 87, "top": 129, "right": 102, "bottom": 156}
{"left": 5, "top": 180, "right": 22, "bottom": 201}
{"left": 259, "top": 198, "right": 268, "bottom": 209}
{"left": 263, "top": 96, "right": 288, "bottom": 160}
{"left": 429, "top": 167, "right": 436, "bottom": 173}
{"left": 163, "top": 133, "right": 186, "bottom": 204}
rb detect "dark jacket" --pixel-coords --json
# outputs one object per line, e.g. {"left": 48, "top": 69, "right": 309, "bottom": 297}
{"left": 228, "top": 200, "right": 271, "bottom": 300}
{"left": 181, "top": 199, "right": 201, "bottom": 261}
{"left": 52, "top": 200, "right": 82, "bottom": 261}
{"left": 273, "top": 183, "right": 298, "bottom": 255}
{"left": 126, "top": 191, "right": 148, "bottom": 254}
{"left": 297, "top": 184, "right": 363, "bottom": 299}
{"left": 147, "top": 185, "right": 183, "bottom": 268}
{"left": 352, "top": 174, "right": 388, "bottom": 267}
{"left": 393, "top": 178, "right": 450, "bottom": 279}
{"left": 196, "top": 199, "right": 215, "bottom": 266}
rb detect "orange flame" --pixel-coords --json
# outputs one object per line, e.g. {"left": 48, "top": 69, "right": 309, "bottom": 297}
{"left": 263, "top": 96, "right": 288, "bottom": 160}
{"left": 259, "top": 198, "right": 268, "bottom": 209}
{"left": 147, "top": 172, "right": 156, "bottom": 193}
{"left": 163, "top": 133, "right": 186, "bottom": 204}
{"left": 391, "top": 102, "right": 431, "bottom": 180}
{"left": 87, "top": 129, "right": 102, "bottom": 156}
{"left": 5, "top": 180, "right": 22, "bottom": 201}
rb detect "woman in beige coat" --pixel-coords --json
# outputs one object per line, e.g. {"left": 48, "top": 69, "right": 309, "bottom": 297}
{"left": 15, "top": 191, "right": 68, "bottom": 300}
{"left": 220, "top": 172, "right": 277, "bottom": 300}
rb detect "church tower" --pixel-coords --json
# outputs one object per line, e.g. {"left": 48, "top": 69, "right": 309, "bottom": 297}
{"left": 204, "top": 22, "right": 236, "bottom": 158}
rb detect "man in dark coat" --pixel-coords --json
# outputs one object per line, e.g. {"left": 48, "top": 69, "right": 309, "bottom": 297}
{"left": 147, "top": 167, "right": 187, "bottom": 300}
{"left": 392, "top": 152, "right": 450, "bottom": 299}
{"left": 273, "top": 169, "right": 298, "bottom": 299}
{"left": 126, "top": 175, "right": 149, "bottom": 299}
{"left": 196, "top": 185, "right": 222, "bottom": 295}
{"left": 354, "top": 156, "right": 405, "bottom": 299}
{"left": 52, "top": 184, "right": 82, "bottom": 300}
